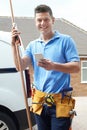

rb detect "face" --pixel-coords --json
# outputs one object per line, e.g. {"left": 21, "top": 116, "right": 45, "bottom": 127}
{"left": 35, "top": 12, "right": 55, "bottom": 35}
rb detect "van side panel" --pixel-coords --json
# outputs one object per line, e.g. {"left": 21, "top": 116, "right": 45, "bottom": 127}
{"left": 0, "top": 31, "right": 35, "bottom": 130}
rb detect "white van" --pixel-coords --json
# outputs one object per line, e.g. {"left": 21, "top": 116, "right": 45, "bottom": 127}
{"left": 0, "top": 31, "right": 35, "bottom": 130}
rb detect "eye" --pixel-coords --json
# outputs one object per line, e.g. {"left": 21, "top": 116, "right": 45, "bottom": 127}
{"left": 44, "top": 18, "right": 49, "bottom": 22}
{"left": 37, "top": 19, "right": 42, "bottom": 22}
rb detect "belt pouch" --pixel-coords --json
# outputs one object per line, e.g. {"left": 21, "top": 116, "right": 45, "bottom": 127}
{"left": 31, "top": 89, "right": 46, "bottom": 115}
{"left": 56, "top": 97, "right": 75, "bottom": 118}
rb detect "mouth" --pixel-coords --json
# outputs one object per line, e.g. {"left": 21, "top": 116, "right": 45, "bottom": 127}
{"left": 40, "top": 27, "right": 48, "bottom": 31}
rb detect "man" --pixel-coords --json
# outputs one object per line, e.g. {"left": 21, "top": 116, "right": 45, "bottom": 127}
{"left": 11, "top": 4, "right": 80, "bottom": 130}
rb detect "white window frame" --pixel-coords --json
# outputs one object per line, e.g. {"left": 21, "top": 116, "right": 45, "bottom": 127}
{"left": 81, "top": 60, "right": 87, "bottom": 83}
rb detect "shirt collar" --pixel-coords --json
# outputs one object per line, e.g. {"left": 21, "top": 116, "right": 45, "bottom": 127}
{"left": 36, "top": 31, "right": 61, "bottom": 43}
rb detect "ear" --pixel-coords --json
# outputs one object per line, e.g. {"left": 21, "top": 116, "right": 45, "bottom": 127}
{"left": 52, "top": 17, "right": 55, "bottom": 24}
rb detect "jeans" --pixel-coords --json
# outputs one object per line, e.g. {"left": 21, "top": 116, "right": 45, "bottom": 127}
{"left": 34, "top": 105, "right": 71, "bottom": 130}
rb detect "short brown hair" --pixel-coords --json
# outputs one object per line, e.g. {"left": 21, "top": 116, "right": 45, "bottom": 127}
{"left": 34, "top": 4, "right": 53, "bottom": 17}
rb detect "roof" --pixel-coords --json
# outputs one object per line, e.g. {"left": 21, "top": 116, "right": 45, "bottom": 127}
{"left": 0, "top": 16, "right": 87, "bottom": 56}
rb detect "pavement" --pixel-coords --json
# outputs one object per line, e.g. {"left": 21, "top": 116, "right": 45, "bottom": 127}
{"left": 72, "top": 97, "right": 87, "bottom": 130}
{"left": 25, "top": 97, "right": 87, "bottom": 130}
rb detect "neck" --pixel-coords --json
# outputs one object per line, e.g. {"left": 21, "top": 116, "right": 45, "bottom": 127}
{"left": 41, "top": 31, "right": 54, "bottom": 43}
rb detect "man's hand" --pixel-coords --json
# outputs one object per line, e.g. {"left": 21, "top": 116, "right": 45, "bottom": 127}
{"left": 11, "top": 26, "right": 21, "bottom": 46}
{"left": 38, "top": 59, "right": 54, "bottom": 70}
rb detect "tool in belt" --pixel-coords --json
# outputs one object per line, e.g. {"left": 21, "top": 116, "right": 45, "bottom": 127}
{"left": 32, "top": 94, "right": 55, "bottom": 106}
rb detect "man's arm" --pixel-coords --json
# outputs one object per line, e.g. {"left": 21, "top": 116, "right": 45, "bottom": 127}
{"left": 11, "top": 28, "right": 31, "bottom": 71}
{"left": 38, "top": 59, "right": 80, "bottom": 73}
{"left": 52, "top": 61, "right": 80, "bottom": 73}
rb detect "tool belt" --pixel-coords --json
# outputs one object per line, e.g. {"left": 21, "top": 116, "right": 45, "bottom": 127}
{"left": 30, "top": 89, "right": 75, "bottom": 118}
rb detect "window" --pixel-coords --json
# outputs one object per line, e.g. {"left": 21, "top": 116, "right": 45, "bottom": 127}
{"left": 81, "top": 61, "right": 87, "bottom": 83}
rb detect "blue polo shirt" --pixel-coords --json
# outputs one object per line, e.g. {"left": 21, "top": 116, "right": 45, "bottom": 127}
{"left": 24, "top": 31, "right": 80, "bottom": 93}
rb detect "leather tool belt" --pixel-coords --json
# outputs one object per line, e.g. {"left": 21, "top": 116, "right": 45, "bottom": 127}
{"left": 30, "top": 89, "right": 75, "bottom": 118}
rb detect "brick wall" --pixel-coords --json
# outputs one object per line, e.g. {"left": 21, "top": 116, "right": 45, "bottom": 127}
{"left": 71, "top": 58, "right": 87, "bottom": 96}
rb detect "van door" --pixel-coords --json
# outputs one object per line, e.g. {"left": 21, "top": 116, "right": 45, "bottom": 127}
{"left": 0, "top": 31, "right": 35, "bottom": 130}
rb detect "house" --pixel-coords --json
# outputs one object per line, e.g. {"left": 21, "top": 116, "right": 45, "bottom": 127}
{"left": 0, "top": 16, "right": 87, "bottom": 96}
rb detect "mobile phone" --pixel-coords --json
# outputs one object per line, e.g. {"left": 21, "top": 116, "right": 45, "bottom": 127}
{"left": 35, "top": 53, "right": 44, "bottom": 62}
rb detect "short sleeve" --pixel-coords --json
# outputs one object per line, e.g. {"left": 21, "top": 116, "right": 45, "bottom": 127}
{"left": 63, "top": 37, "right": 80, "bottom": 62}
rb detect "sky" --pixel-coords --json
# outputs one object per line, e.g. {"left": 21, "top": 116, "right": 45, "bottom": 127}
{"left": 0, "top": 0, "right": 87, "bottom": 31}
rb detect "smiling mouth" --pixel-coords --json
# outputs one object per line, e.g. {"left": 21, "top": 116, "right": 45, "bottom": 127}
{"left": 40, "top": 27, "right": 47, "bottom": 30}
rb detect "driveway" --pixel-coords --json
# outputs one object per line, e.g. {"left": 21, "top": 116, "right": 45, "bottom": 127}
{"left": 72, "top": 97, "right": 87, "bottom": 130}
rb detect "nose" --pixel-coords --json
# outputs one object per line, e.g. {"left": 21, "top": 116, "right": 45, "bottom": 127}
{"left": 41, "top": 20, "right": 45, "bottom": 25}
